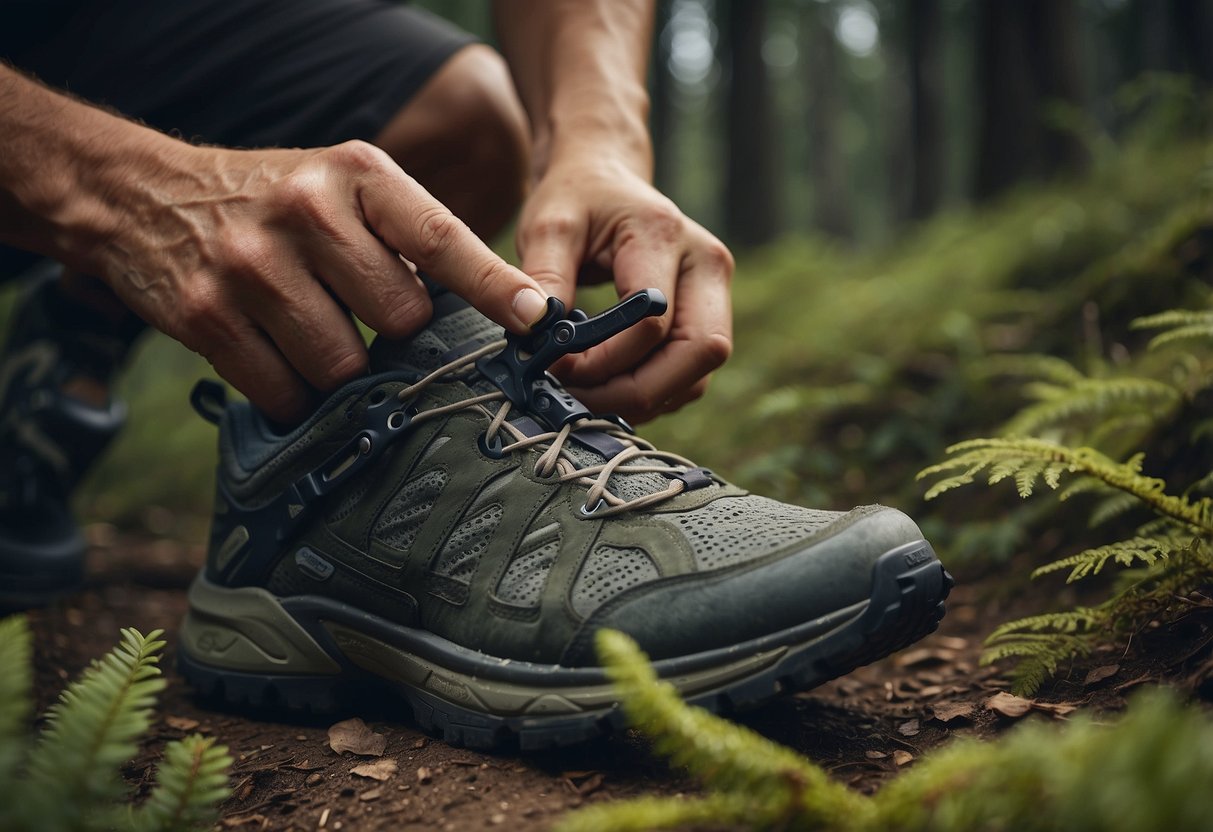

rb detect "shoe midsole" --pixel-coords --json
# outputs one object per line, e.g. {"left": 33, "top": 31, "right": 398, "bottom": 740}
{"left": 179, "top": 572, "right": 875, "bottom": 717}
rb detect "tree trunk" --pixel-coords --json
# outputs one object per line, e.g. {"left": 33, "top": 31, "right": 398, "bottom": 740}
{"left": 907, "top": 0, "right": 944, "bottom": 220}
{"left": 804, "top": 3, "right": 853, "bottom": 239}
{"left": 649, "top": 0, "right": 677, "bottom": 198}
{"left": 972, "top": 0, "right": 1087, "bottom": 201}
{"left": 721, "top": 0, "right": 781, "bottom": 248}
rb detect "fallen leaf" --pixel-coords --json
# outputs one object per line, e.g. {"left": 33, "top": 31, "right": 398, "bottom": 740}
{"left": 1033, "top": 701, "right": 1078, "bottom": 717}
{"left": 165, "top": 715, "right": 200, "bottom": 732}
{"left": 931, "top": 701, "right": 975, "bottom": 723}
{"left": 864, "top": 750, "right": 888, "bottom": 760}
{"left": 935, "top": 636, "right": 969, "bottom": 651}
{"left": 351, "top": 758, "right": 398, "bottom": 781}
{"left": 416, "top": 766, "right": 433, "bottom": 784}
{"left": 986, "top": 691, "right": 1032, "bottom": 718}
{"left": 222, "top": 815, "right": 267, "bottom": 828}
{"left": 409, "top": 737, "right": 429, "bottom": 750}
{"left": 897, "top": 719, "right": 921, "bottom": 737}
{"left": 327, "top": 718, "right": 387, "bottom": 757}
{"left": 1084, "top": 664, "right": 1120, "bottom": 686}
{"left": 305, "top": 773, "right": 323, "bottom": 787}
{"left": 895, "top": 648, "right": 958, "bottom": 668}
{"left": 893, "top": 750, "right": 914, "bottom": 766}
{"left": 360, "top": 788, "right": 382, "bottom": 802}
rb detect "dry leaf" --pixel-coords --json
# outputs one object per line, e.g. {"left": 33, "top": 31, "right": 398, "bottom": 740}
{"left": 986, "top": 691, "right": 1033, "bottom": 718}
{"left": 931, "top": 701, "right": 975, "bottom": 723}
{"left": 935, "top": 636, "right": 969, "bottom": 651}
{"left": 892, "top": 750, "right": 914, "bottom": 766}
{"left": 895, "top": 648, "right": 958, "bottom": 668}
{"left": 351, "top": 758, "right": 398, "bottom": 781}
{"left": 1034, "top": 701, "right": 1078, "bottom": 717}
{"left": 165, "top": 715, "right": 200, "bottom": 732}
{"left": 327, "top": 718, "right": 387, "bottom": 757}
{"left": 416, "top": 766, "right": 433, "bottom": 784}
{"left": 1083, "top": 664, "right": 1120, "bottom": 686}
{"left": 864, "top": 750, "right": 888, "bottom": 760}
{"left": 359, "top": 788, "right": 382, "bottom": 802}
{"left": 897, "top": 719, "right": 921, "bottom": 737}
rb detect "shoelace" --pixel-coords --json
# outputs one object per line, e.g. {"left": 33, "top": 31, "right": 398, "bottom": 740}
{"left": 393, "top": 340, "right": 698, "bottom": 517}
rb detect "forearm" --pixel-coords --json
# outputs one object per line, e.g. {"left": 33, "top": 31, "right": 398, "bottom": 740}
{"left": 0, "top": 65, "right": 182, "bottom": 272}
{"left": 493, "top": 0, "right": 654, "bottom": 180}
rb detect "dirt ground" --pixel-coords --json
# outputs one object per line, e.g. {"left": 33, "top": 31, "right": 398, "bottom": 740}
{"left": 23, "top": 525, "right": 1213, "bottom": 832}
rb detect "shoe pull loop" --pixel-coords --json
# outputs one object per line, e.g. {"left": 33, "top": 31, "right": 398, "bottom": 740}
{"left": 475, "top": 289, "right": 667, "bottom": 431}
{"left": 190, "top": 379, "right": 227, "bottom": 425}
{"left": 210, "top": 389, "right": 416, "bottom": 586}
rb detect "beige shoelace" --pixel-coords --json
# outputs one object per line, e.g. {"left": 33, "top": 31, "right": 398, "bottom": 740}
{"left": 392, "top": 340, "right": 698, "bottom": 517}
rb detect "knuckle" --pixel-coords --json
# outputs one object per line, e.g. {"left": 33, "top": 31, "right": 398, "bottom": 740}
{"left": 327, "top": 139, "right": 388, "bottom": 173}
{"left": 701, "top": 238, "right": 736, "bottom": 276}
{"left": 415, "top": 207, "right": 463, "bottom": 263}
{"left": 526, "top": 211, "right": 580, "bottom": 243}
{"left": 272, "top": 171, "right": 335, "bottom": 230}
{"left": 641, "top": 202, "right": 683, "bottom": 241}
{"left": 219, "top": 234, "right": 275, "bottom": 278}
{"left": 173, "top": 280, "right": 223, "bottom": 334}
{"left": 376, "top": 289, "right": 432, "bottom": 338}
{"left": 315, "top": 346, "right": 369, "bottom": 390}
{"left": 700, "top": 332, "right": 734, "bottom": 369}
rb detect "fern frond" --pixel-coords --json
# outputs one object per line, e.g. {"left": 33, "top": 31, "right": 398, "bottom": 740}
{"left": 1031, "top": 536, "right": 1177, "bottom": 582}
{"left": 556, "top": 793, "right": 757, "bottom": 832}
{"left": 0, "top": 616, "right": 34, "bottom": 819}
{"left": 24, "top": 628, "right": 167, "bottom": 832}
{"left": 594, "top": 630, "right": 870, "bottom": 827}
{"left": 985, "top": 609, "right": 1100, "bottom": 642}
{"left": 1088, "top": 491, "right": 1146, "bottom": 527}
{"left": 920, "top": 439, "right": 1213, "bottom": 533}
{"left": 1001, "top": 377, "right": 1180, "bottom": 437}
{"left": 1132, "top": 309, "right": 1213, "bottom": 351}
{"left": 978, "top": 353, "right": 1087, "bottom": 385}
{"left": 132, "top": 735, "right": 232, "bottom": 832}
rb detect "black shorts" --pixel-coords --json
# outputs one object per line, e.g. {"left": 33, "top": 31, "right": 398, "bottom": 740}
{"left": 1, "top": 0, "right": 476, "bottom": 276}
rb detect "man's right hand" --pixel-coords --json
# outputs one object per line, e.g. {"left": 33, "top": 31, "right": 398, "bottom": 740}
{"left": 1, "top": 67, "right": 548, "bottom": 423}
{"left": 93, "top": 140, "right": 549, "bottom": 422}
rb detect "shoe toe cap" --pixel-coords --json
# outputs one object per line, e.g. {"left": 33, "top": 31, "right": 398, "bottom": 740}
{"left": 561, "top": 505, "right": 928, "bottom": 664}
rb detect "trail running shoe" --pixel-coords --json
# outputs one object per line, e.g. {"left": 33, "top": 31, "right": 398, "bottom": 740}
{"left": 178, "top": 287, "right": 952, "bottom": 749}
{"left": 0, "top": 269, "right": 131, "bottom": 610}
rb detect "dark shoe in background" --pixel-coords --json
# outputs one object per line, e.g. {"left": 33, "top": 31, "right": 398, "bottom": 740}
{"left": 0, "top": 267, "right": 135, "bottom": 610}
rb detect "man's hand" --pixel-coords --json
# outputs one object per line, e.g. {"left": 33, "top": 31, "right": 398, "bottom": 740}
{"left": 518, "top": 156, "right": 733, "bottom": 424}
{"left": 1, "top": 67, "right": 549, "bottom": 423}
{"left": 95, "top": 140, "right": 549, "bottom": 422}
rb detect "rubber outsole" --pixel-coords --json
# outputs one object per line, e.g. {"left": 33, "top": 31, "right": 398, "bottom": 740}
{"left": 178, "top": 542, "right": 953, "bottom": 750}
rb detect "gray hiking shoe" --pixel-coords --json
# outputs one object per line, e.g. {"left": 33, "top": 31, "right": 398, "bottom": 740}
{"left": 178, "top": 287, "right": 951, "bottom": 749}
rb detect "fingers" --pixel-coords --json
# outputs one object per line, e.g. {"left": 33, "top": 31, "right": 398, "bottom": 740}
{"left": 201, "top": 320, "right": 316, "bottom": 424}
{"left": 557, "top": 212, "right": 683, "bottom": 387}
{"left": 564, "top": 227, "right": 733, "bottom": 423}
{"left": 348, "top": 143, "right": 549, "bottom": 332}
{"left": 517, "top": 207, "right": 587, "bottom": 307}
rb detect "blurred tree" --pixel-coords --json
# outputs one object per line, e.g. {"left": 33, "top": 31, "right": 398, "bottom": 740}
{"left": 906, "top": 0, "right": 943, "bottom": 220}
{"left": 802, "top": 0, "right": 853, "bottom": 240}
{"left": 973, "top": 0, "right": 1089, "bottom": 200}
{"left": 721, "top": 0, "right": 782, "bottom": 247}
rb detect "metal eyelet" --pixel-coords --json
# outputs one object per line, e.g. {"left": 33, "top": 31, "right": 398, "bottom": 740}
{"left": 387, "top": 410, "right": 408, "bottom": 430}
{"left": 579, "top": 499, "right": 607, "bottom": 518}
{"left": 478, "top": 431, "right": 507, "bottom": 459}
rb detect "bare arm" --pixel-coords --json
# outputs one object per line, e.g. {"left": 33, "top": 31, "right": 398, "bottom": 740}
{"left": 495, "top": 0, "right": 734, "bottom": 423}
{"left": 0, "top": 66, "right": 548, "bottom": 422}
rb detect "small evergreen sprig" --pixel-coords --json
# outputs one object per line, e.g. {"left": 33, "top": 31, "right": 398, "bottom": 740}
{"left": 0, "top": 617, "right": 232, "bottom": 832}
{"left": 557, "top": 630, "right": 1213, "bottom": 832}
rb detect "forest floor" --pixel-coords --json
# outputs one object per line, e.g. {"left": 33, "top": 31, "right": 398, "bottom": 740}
{"left": 25, "top": 525, "right": 1213, "bottom": 832}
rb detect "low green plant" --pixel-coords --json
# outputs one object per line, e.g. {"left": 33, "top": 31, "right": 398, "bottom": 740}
{"left": 918, "top": 303, "right": 1213, "bottom": 695}
{"left": 556, "top": 630, "right": 1213, "bottom": 832}
{"left": 0, "top": 617, "right": 232, "bottom": 832}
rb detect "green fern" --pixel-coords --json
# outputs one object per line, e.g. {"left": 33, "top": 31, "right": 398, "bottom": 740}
{"left": 1001, "top": 376, "right": 1180, "bottom": 438}
{"left": 0, "top": 618, "right": 232, "bottom": 832}
{"left": 558, "top": 630, "right": 1213, "bottom": 832}
{"left": 1132, "top": 308, "right": 1213, "bottom": 350}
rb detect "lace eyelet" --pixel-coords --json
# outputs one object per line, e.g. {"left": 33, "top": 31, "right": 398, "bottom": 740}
{"left": 579, "top": 499, "right": 607, "bottom": 518}
{"left": 478, "top": 431, "right": 507, "bottom": 459}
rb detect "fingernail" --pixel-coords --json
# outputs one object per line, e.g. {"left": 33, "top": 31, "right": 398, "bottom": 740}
{"left": 513, "top": 287, "right": 549, "bottom": 329}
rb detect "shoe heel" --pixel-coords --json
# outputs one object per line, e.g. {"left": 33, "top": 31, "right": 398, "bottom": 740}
{"left": 177, "top": 572, "right": 348, "bottom": 712}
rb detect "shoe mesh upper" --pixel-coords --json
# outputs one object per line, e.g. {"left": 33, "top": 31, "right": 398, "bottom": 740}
{"left": 667, "top": 495, "right": 844, "bottom": 571}
{"left": 433, "top": 501, "right": 503, "bottom": 582}
{"left": 570, "top": 545, "right": 660, "bottom": 618}
{"left": 496, "top": 534, "right": 561, "bottom": 607}
{"left": 373, "top": 468, "right": 448, "bottom": 551}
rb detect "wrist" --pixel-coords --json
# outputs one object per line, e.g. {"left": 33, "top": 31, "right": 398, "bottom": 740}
{"left": 531, "top": 87, "right": 653, "bottom": 183}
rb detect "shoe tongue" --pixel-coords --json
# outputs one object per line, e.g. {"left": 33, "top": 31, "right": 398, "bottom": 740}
{"left": 368, "top": 290, "right": 503, "bottom": 374}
